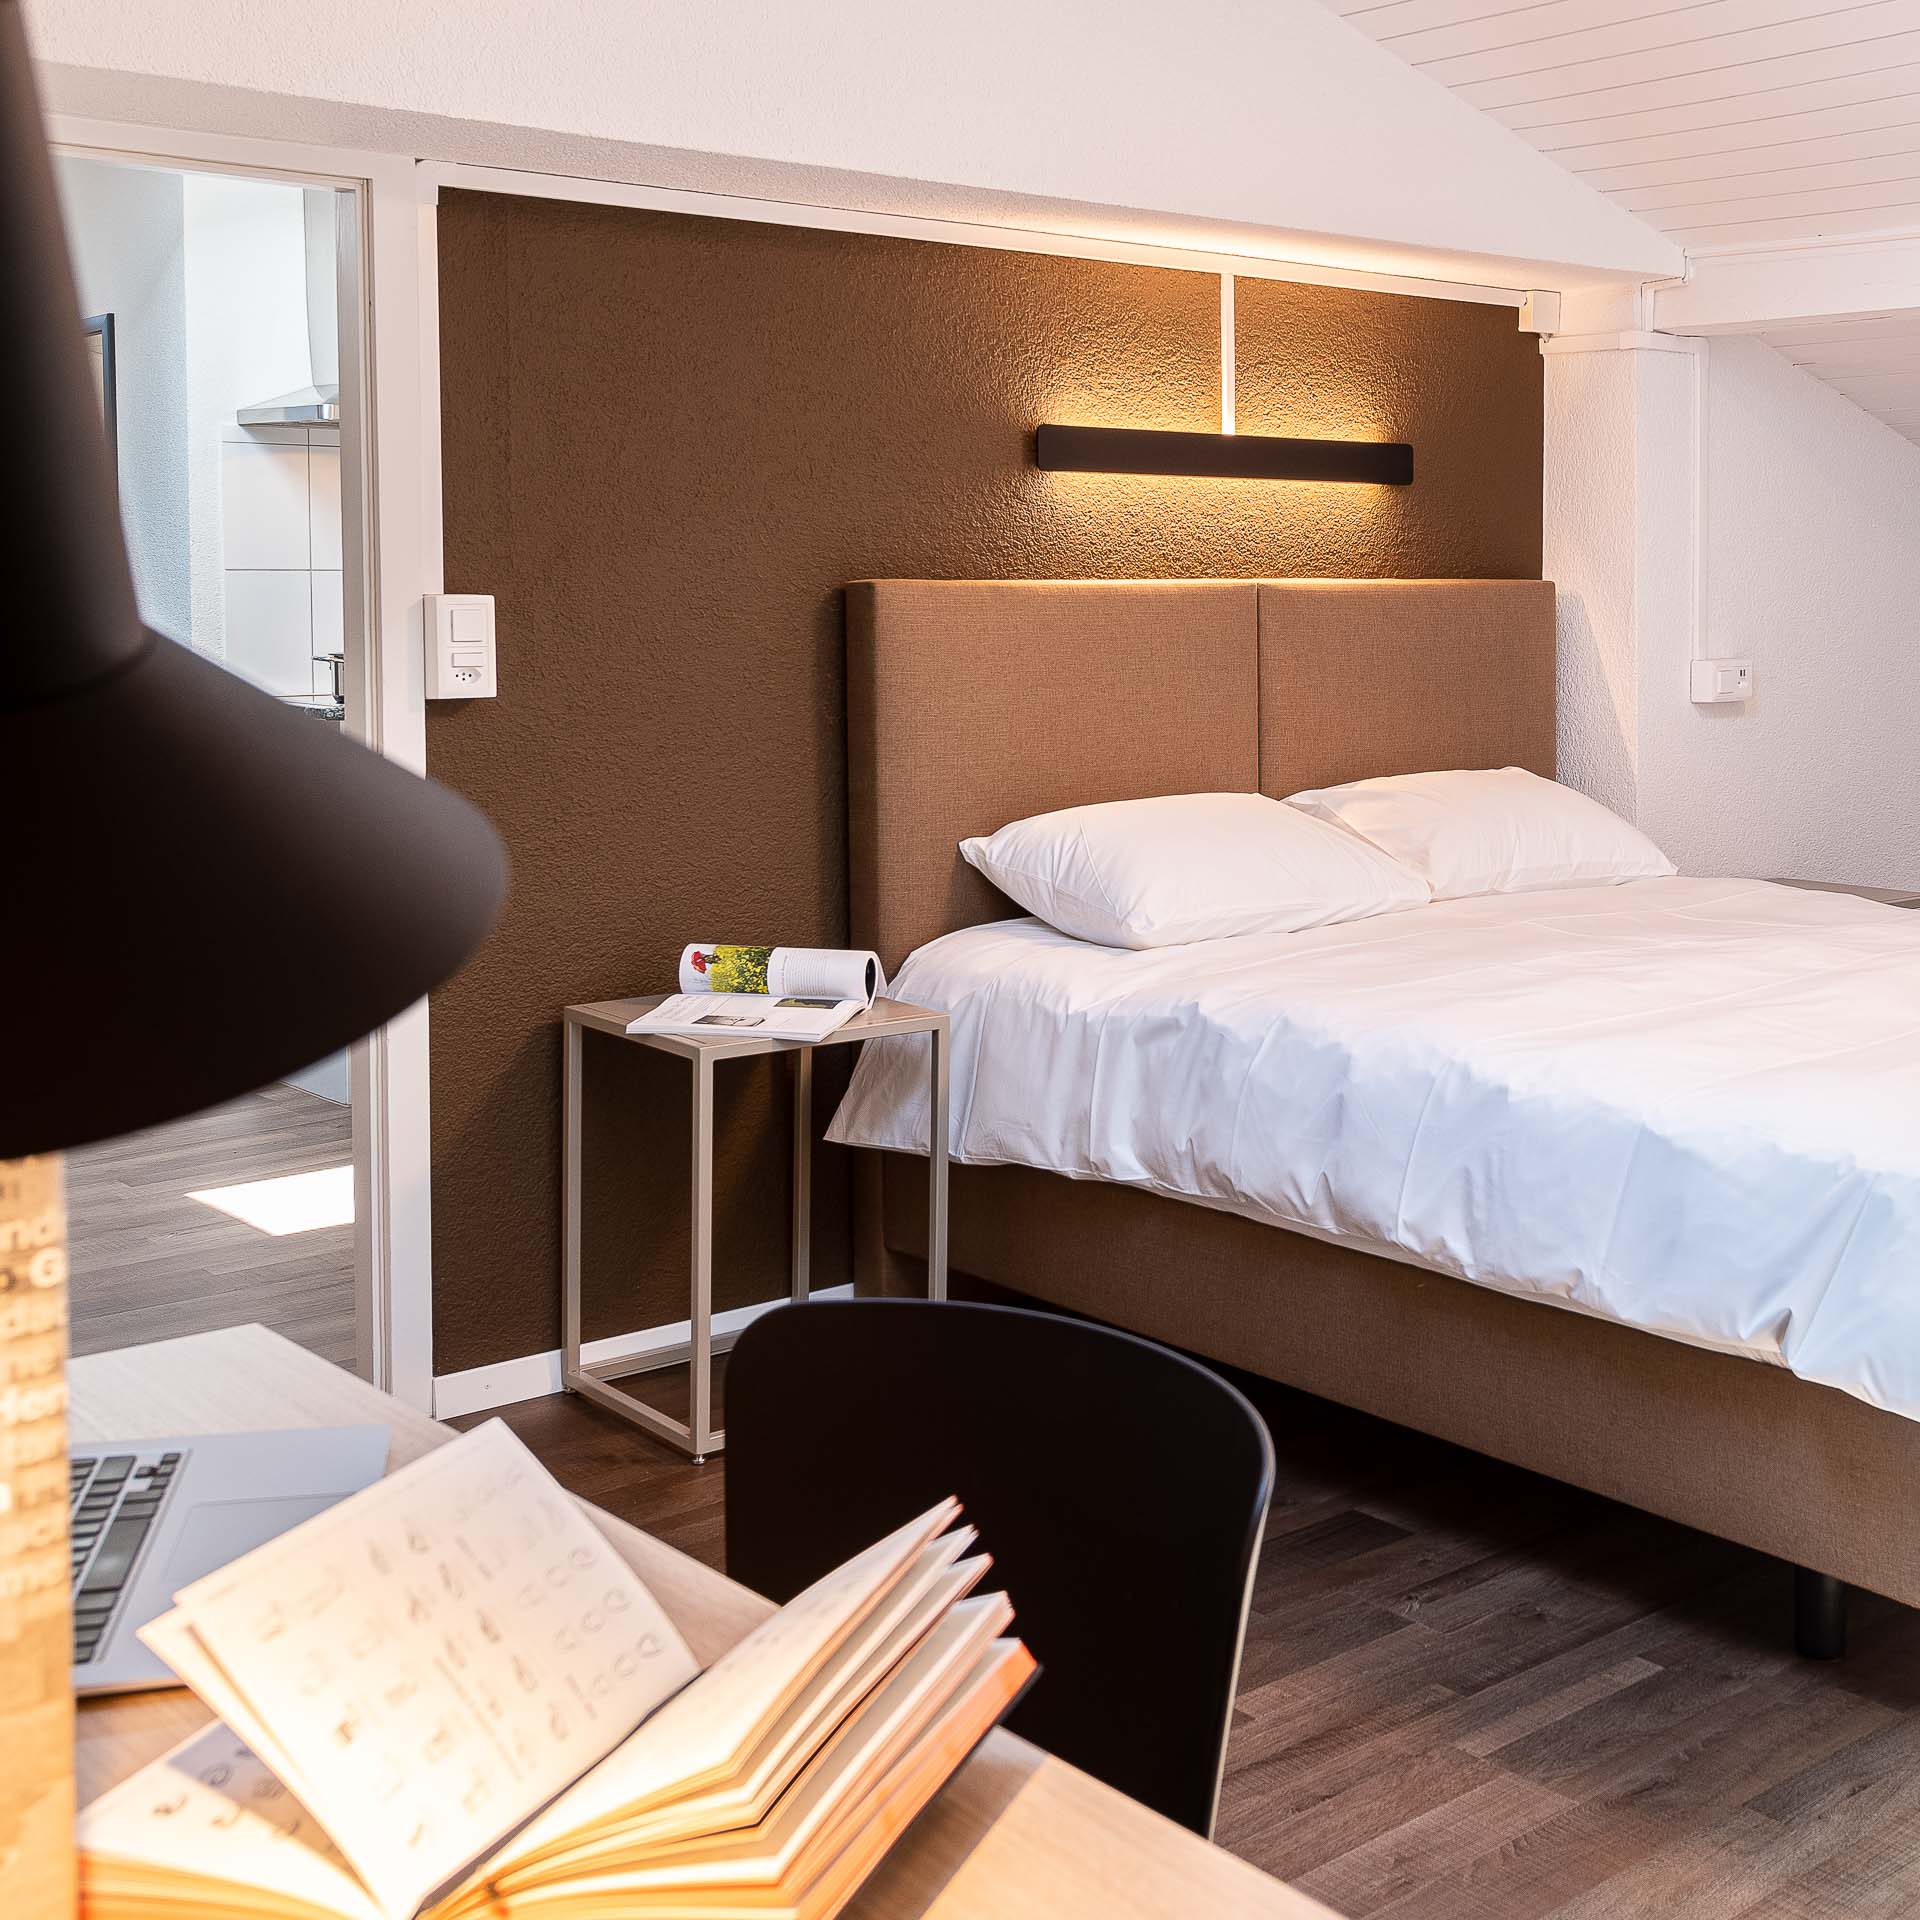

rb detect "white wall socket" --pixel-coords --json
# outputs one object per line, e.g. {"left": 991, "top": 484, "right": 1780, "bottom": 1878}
{"left": 425, "top": 593, "right": 497, "bottom": 699}
{"left": 1690, "top": 657, "right": 1753, "bottom": 704}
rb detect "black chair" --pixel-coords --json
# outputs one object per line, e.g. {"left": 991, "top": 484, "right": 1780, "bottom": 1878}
{"left": 725, "top": 1298, "right": 1274, "bottom": 1837}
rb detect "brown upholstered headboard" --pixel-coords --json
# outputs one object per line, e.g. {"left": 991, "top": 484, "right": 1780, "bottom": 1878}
{"left": 847, "top": 578, "right": 1557, "bottom": 974}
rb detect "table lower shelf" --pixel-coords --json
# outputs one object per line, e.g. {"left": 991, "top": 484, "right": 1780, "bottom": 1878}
{"left": 563, "top": 1333, "right": 742, "bottom": 1463}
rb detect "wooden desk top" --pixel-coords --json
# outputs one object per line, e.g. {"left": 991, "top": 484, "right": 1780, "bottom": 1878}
{"left": 70, "top": 1326, "right": 1329, "bottom": 1919}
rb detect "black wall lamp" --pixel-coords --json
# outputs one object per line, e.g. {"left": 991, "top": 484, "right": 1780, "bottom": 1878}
{"left": 1035, "top": 423, "right": 1413, "bottom": 487}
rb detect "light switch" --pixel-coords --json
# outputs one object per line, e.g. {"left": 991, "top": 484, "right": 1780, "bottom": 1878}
{"left": 424, "top": 593, "right": 497, "bottom": 699}
{"left": 1689, "top": 657, "right": 1753, "bottom": 705}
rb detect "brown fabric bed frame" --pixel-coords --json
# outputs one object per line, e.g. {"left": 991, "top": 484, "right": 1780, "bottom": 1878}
{"left": 846, "top": 577, "right": 1920, "bottom": 1614}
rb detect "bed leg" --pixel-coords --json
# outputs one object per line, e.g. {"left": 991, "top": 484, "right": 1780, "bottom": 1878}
{"left": 1794, "top": 1568, "right": 1848, "bottom": 1660}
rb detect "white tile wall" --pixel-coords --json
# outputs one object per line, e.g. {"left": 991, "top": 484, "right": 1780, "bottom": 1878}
{"left": 311, "top": 569, "right": 343, "bottom": 695}
{"left": 222, "top": 441, "right": 312, "bottom": 569}
{"left": 224, "top": 569, "right": 316, "bottom": 696}
{"left": 217, "top": 431, "right": 346, "bottom": 697}
{"left": 308, "top": 445, "right": 341, "bottom": 570}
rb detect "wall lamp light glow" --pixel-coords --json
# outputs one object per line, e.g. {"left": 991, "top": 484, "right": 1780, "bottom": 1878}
{"left": 1034, "top": 424, "right": 1413, "bottom": 486}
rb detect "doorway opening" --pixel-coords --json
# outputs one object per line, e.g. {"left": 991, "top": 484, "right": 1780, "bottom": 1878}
{"left": 54, "top": 154, "right": 367, "bottom": 1372}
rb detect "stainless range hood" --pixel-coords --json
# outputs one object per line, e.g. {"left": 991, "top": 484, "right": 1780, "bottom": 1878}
{"left": 235, "top": 189, "right": 341, "bottom": 431}
{"left": 236, "top": 382, "right": 338, "bottom": 428}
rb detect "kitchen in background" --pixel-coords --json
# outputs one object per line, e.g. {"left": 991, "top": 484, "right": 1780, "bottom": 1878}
{"left": 56, "top": 160, "right": 347, "bottom": 720}
{"left": 55, "top": 153, "right": 361, "bottom": 1369}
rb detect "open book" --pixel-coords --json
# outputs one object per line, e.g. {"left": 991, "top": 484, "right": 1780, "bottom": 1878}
{"left": 78, "top": 1422, "right": 1033, "bottom": 1920}
{"left": 625, "top": 945, "right": 886, "bottom": 1043}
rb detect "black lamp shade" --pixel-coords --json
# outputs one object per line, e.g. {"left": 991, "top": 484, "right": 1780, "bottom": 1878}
{"left": 10, "top": 636, "right": 507, "bottom": 1153}
{"left": 1, "top": 1, "right": 506, "bottom": 1155}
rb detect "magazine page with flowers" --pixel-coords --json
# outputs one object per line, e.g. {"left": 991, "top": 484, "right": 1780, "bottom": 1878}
{"left": 624, "top": 943, "right": 885, "bottom": 1041}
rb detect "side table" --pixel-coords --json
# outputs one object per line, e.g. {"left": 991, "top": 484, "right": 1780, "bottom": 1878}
{"left": 560, "top": 995, "right": 950, "bottom": 1462}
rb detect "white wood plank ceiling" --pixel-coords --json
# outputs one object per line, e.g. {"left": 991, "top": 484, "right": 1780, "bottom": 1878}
{"left": 1324, "top": 0, "right": 1920, "bottom": 251}
{"left": 1755, "top": 310, "right": 1920, "bottom": 436}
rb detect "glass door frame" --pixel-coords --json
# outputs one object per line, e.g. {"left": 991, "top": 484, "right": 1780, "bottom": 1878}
{"left": 50, "top": 113, "right": 441, "bottom": 1410}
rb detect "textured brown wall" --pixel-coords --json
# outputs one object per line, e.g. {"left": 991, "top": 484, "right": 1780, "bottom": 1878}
{"left": 429, "top": 191, "right": 1542, "bottom": 1375}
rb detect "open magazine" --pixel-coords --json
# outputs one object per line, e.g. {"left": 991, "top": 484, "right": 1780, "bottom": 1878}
{"left": 625, "top": 945, "right": 886, "bottom": 1043}
{"left": 78, "top": 1421, "right": 1033, "bottom": 1920}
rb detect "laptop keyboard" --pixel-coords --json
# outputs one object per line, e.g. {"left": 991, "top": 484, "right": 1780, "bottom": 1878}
{"left": 69, "top": 1447, "right": 184, "bottom": 1666}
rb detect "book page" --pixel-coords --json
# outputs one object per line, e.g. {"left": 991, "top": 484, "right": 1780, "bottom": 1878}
{"left": 506, "top": 1501, "right": 959, "bottom": 1860}
{"left": 140, "top": 1603, "right": 324, "bottom": 1819}
{"left": 505, "top": 1536, "right": 984, "bottom": 1880}
{"left": 516, "top": 1596, "right": 1014, "bottom": 1897}
{"left": 626, "top": 994, "right": 857, "bottom": 1041}
{"left": 152, "top": 1421, "right": 699, "bottom": 1920}
{"left": 78, "top": 1723, "right": 383, "bottom": 1920}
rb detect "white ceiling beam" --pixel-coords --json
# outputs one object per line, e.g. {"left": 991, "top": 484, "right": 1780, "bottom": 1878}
{"left": 1652, "top": 229, "right": 1920, "bottom": 329}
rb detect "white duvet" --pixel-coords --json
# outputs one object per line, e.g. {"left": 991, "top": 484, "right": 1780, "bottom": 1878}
{"left": 827, "top": 877, "right": 1920, "bottom": 1421}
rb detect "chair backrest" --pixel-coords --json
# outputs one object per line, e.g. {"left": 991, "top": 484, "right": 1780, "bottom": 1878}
{"left": 725, "top": 1298, "right": 1274, "bottom": 1836}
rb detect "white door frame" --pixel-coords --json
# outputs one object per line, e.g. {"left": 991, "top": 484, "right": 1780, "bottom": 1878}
{"left": 50, "top": 113, "right": 440, "bottom": 1410}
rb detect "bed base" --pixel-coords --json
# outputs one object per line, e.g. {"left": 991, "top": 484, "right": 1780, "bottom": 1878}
{"left": 844, "top": 574, "right": 1905, "bottom": 1645}
{"left": 869, "top": 1157, "right": 1920, "bottom": 1624}
{"left": 1796, "top": 1570, "right": 1849, "bottom": 1660}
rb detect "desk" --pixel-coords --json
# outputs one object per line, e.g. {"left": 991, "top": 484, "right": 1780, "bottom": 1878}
{"left": 71, "top": 1326, "right": 1332, "bottom": 1919}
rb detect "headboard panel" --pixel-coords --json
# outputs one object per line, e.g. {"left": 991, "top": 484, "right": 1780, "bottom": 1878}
{"left": 847, "top": 577, "right": 1555, "bottom": 975}
{"left": 848, "top": 581, "right": 1258, "bottom": 974}
{"left": 1257, "top": 580, "right": 1557, "bottom": 797}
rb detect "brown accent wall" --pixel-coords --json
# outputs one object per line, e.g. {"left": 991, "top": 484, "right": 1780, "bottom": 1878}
{"left": 429, "top": 190, "right": 1542, "bottom": 1376}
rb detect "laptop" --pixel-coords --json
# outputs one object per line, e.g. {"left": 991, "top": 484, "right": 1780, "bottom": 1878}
{"left": 70, "top": 1424, "right": 390, "bottom": 1695}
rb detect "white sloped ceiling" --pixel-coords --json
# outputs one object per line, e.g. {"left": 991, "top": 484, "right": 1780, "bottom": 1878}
{"left": 1326, "top": 0, "right": 1920, "bottom": 436}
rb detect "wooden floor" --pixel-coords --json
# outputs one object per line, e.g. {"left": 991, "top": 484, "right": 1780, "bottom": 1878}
{"left": 462, "top": 1352, "right": 1920, "bottom": 1918}
{"left": 66, "top": 1084, "right": 355, "bottom": 1367}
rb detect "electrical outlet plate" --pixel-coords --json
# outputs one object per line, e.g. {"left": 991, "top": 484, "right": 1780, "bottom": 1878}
{"left": 425, "top": 593, "right": 497, "bottom": 699}
{"left": 1690, "top": 657, "right": 1752, "bottom": 704}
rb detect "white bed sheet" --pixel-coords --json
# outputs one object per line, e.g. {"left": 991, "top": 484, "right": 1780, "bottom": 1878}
{"left": 827, "top": 877, "right": 1920, "bottom": 1421}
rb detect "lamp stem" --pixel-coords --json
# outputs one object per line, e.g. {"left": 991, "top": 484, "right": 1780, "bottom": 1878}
{"left": 0, "top": 1154, "right": 75, "bottom": 1916}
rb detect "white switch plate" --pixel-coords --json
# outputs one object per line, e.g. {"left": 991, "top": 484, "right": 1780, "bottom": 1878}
{"left": 425, "top": 593, "right": 496, "bottom": 699}
{"left": 1690, "top": 657, "right": 1753, "bottom": 704}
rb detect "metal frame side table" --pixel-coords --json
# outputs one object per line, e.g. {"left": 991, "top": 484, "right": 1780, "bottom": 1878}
{"left": 560, "top": 995, "right": 950, "bottom": 1462}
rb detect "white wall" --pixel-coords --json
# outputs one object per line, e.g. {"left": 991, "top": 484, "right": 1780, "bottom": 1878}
{"left": 52, "top": 155, "right": 341, "bottom": 683}
{"left": 1545, "top": 349, "right": 1644, "bottom": 822}
{"left": 53, "top": 153, "right": 191, "bottom": 643}
{"left": 180, "top": 170, "right": 342, "bottom": 697}
{"left": 1646, "top": 338, "right": 1920, "bottom": 888}
{"left": 1549, "top": 336, "right": 1920, "bottom": 891}
{"left": 27, "top": 0, "right": 1678, "bottom": 289}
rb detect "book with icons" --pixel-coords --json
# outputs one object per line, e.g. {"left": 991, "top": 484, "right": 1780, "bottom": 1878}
{"left": 77, "top": 1420, "right": 1032, "bottom": 1920}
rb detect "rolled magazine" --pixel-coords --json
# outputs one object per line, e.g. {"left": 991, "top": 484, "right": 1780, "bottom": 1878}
{"left": 678, "top": 944, "right": 883, "bottom": 1004}
{"left": 626, "top": 944, "right": 887, "bottom": 1042}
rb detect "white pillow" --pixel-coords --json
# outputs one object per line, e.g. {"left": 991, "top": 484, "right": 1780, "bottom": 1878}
{"left": 1284, "top": 767, "right": 1675, "bottom": 900}
{"left": 958, "top": 792, "right": 1430, "bottom": 950}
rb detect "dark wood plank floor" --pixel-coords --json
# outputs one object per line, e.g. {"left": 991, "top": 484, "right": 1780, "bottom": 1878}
{"left": 459, "top": 1352, "right": 1920, "bottom": 1917}
{"left": 66, "top": 1084, "right": 355, "bottom": 1366}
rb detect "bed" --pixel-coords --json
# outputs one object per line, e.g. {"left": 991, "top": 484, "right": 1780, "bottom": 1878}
{"left": 833, "top": 576, "right": 1920, "bottom": 1623}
